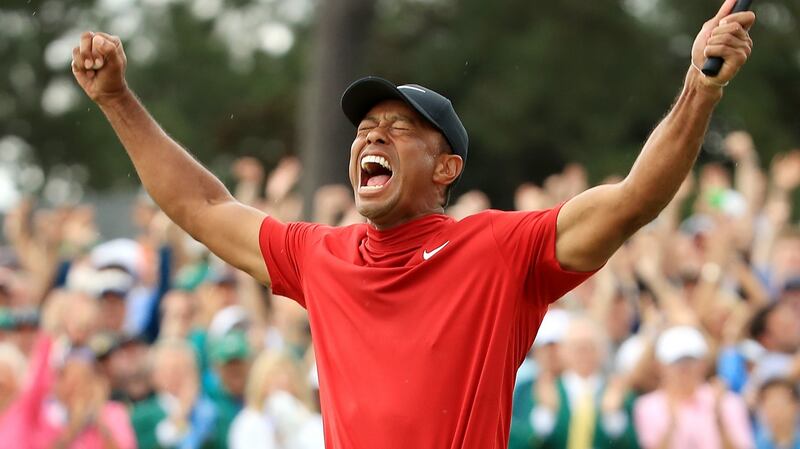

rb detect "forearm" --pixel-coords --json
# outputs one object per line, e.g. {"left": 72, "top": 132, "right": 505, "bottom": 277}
{"left": 98, "top": 90, "right": 234, "bottom": 238}
{"left": 622, "top": 69, "right": 723, "bottom": 221}
{"left": 716, "top": 419, "right": 739, "bottom": 449}
{"left": 555, "top": 70, "right": 726, "bottom": 271}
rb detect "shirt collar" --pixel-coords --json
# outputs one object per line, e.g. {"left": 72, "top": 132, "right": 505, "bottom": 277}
{"left": 361, "top": 214, "right": 452, "bottom": 265}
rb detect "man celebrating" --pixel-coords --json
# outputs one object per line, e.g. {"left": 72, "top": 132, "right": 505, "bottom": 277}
{"left": 70, "top": 1, "right": 755, "bottom": 447}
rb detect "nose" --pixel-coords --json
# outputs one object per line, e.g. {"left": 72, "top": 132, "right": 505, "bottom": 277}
{"left": 366, "top": 125, "right": 388, "bottom": 146}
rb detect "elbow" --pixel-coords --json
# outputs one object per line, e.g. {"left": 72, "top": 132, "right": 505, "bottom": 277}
{"left": 178, "top": 195, "right": 237, "bottom": 240}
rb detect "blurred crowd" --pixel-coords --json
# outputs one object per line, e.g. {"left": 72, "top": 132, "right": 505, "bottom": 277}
{"left": 0, "top": 130, "right": 798, "bottom": 449}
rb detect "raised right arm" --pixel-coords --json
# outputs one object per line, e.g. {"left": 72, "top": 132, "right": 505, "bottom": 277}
{"left": 71, "top": 32, "right": 269, "bottom": 285}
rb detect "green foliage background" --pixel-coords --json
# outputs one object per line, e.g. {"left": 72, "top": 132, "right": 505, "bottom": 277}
{"left": 1, "top": 0, "right": 798, "bottom": 209}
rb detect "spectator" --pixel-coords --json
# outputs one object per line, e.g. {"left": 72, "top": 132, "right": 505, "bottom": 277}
{"left": 634, "top": 326, "right": 754, "bottom": 449}
{"left": 754, "top": 378, "right": 800, "bottom": 449}
{"left": 746, "top": 301, "right": 800, "bottom": 396}
{"left": 92, "top": 333, "right": 153, "bottom": 404}
{"left": 229, "top": 350, "right": 322, "bottom": 449}
{"left": 44, "top": 349, "right": 137, "bottom": 449}
{"left": 509, "top": 315, "right": 637, "bottom": 449}
{"left": 131, "top": 338, "right": 216, "bottom": 449}
{"left": 205, "top": 331, "right": 250, "bottom": 448}
{"left": 0, "top": 138, "right": 798, "bottom": 448}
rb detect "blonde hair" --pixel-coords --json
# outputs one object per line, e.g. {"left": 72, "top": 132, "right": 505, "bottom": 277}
{"left": 245, "top": 350, "right": 312, "bottom": 410}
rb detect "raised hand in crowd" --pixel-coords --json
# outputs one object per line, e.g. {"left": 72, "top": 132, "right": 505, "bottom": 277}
{"left": 231, "top": 156, "right": 266, "bottom": 208}
{"left": 771, "top": 150, "right": 800, "bottom": 195}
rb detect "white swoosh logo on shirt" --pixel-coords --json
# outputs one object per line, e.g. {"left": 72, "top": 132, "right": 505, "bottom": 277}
{"left": 423, "top": 241, "right": 450, "bottom": 261}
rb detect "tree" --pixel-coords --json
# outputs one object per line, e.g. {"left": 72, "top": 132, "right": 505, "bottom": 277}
{"left": 297, "top": 0, "right": 377, "bottom": 219}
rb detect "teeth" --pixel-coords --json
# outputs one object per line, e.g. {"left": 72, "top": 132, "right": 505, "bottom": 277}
{"left": 360, "top": 155, "right": 392, "bottom": 172}
{"left": 360, "top": 185, "right": 384, "bottom": 191}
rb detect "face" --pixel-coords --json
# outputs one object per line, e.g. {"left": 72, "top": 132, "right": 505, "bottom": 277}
{"left": 773, "top": 236, "right": 800, "bottom": 278}
{"left": 560, "top": 322, "right": 605, "bottom": 378}
{"left": 10, "top": 325, "right": 37, "bottom": 355}
{"left": 217, "top": 359, "right": 249, "bottom": 398}
{"left": 349, "top": 100, "right": 460, "bottom": 228}
{"left": 533, "top": 343, "right": 563, "bottom": 376}
{"left": 661, "top": 358, "right": 706, "bottom": 391}
{"left": 65, "top": 294, "right": 98, "bottom": 346}
{"left": 759, "top": 384, "right": 798, "bottom": 429}
{"left": 767, "top": 302, "right": 800, "bottom": 353}
{"left": 99, "top": 295, "right": 126, "bottom": 332}
{"left": 153, "top": 349, "right": 197, "bottom": 397}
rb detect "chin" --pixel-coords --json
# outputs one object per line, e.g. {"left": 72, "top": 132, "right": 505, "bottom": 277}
{"left": 356, "top": 197, "right": 398, "bottom": 225}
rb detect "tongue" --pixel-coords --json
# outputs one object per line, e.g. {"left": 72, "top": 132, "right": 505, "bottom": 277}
{"left": 367, "top": 174, "right": 391, "bottom": 187}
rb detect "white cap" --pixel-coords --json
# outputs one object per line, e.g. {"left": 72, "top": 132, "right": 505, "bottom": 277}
{"left": 534, "top": 308, "right": 571, "bottom": 347}
{"left": 90, "top": 238, "right": 142, "bottom": 279}
{"left": 656, "top": 326, "right": 708, "bottom": 364}
{"left": 208, "top": 305, "right": 248, "bottom": 339}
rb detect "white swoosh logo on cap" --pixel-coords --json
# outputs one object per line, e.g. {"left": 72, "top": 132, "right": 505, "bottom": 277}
{"left": 423, "top": 241, "right": 449, "bottom": 261}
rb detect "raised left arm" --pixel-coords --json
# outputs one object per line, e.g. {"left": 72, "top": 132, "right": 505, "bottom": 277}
{"left": 555, "top": 0, "right": 755, "bottom": 271}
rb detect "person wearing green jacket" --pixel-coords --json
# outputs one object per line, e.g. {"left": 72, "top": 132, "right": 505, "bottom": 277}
{"left": 509, "top": 316, "right": 639, "bottom": 449}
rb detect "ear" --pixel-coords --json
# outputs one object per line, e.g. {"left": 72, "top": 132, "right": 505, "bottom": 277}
{"left": 433, "top": 154, "right": 464, "bottom": 187}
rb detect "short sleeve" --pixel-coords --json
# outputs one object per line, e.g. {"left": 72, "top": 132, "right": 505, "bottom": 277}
{"left": 490, "top": 204, "right": 598, "bottom": 306}
{"left": 259, "top": 217, "right": 324, "bottom": 308}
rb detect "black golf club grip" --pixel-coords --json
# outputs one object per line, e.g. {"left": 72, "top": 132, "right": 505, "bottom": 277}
{"left": 701, "top": 0, "right": 753, "bottom": 76}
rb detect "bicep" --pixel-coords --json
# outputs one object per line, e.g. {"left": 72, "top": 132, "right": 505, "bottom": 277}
{"left": 556, "top": 183, "right": 641, "bottom": 271}
{"left": 191, "top": 201, "right": 269, "bottom": 285}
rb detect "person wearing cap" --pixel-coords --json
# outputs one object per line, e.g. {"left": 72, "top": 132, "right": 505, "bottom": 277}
{"left": 72, "top": 6, "right": 755, "bottom": 448}
{"left": 510, "top": 315, "right": 639, "bottom": 449}
{"left": 633, "top": 326, "right": 754, "bottom": 449}
{"left": 510, "top": 310, "right": 568, "bottom": 448}
{"left": 205, "top": 331, "right": 251, "bottom": 449}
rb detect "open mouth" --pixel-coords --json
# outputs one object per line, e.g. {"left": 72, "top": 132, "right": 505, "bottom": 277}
{"left": 359, "top": 155, "right": 393, "bottom": 191}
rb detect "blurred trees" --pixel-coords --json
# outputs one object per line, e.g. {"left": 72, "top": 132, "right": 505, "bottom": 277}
{"left": 298, "top": 0, "right": 376, "bottom": 217}
{"left": 0, "top": 0, "right": 798, "bottom": 210}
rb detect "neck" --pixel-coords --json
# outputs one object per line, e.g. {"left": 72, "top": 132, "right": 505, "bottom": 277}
{"left": 368, "top": 207, "right": 446, "bottom": 231}
{"left": 665, "top": 382, "right": 697, "bottom": 400}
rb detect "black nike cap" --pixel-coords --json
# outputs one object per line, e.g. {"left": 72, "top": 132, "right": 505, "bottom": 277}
{"left": 340, "top": 76, "right": 469, "bottom": 162}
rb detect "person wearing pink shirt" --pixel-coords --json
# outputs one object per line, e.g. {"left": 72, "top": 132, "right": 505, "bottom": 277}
{"left": 634, "top": 326, "right": 754, "bottom": 449}
{"left": 0, "top": 333, "right": 136, "bottom": 449}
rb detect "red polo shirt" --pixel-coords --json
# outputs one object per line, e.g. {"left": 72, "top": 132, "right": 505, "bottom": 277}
{"left": 259, "top": 205, "right": 594, "bottom": 449}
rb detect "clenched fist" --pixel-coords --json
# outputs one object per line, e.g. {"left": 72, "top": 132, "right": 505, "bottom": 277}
{"left": 691, "top": 0, "right": 756, "bottom": 89}
{"left": 71, "top": 31, "right": 129, "bottom": 104}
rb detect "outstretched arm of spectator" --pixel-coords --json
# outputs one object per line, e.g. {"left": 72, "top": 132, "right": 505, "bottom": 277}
{"left": 70, "top": 32, "right": 269, "bottom": 285}
{"left": 554, "top": 0, "right": 755, "bottom": 271}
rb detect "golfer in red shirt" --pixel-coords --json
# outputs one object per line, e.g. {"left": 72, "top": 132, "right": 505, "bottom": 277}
{"left": 71, "top": 1, "right": 754, "bottom": 447}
